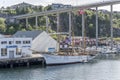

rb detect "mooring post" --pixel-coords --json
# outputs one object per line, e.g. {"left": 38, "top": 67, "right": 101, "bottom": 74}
{"left": 42, "top": 60, "right": 45, "bottom": 67}
{"left": 10, "top": 64, "right": 13, "bottom": 68}
{"left": 27, "top": 62, "right": 30, "bottom": 67}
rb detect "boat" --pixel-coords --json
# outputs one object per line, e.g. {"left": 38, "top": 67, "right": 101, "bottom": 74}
{"left": 39, "top": 10, "right": 98, "bottom": 66}
{"left": 40, "top": 36, "right": 98, "bottom": 65}
{"left": 98, "top": 46, "right": 118, "bottom": 54}
{"left": 42, "top": 52, "right": 97, "bottom": 65}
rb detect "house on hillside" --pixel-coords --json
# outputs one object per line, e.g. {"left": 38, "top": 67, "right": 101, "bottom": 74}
{"left": 13, "top": 30, "right": 58, "bottom": 52}
{"left": 51, "top": 3, "right": 72, "bottom": 10}
{"left": 0, "top": 37, "right": 32, "bottom": 59}
{"left": 9, "top": 2, "right": 35, "bottom": 10}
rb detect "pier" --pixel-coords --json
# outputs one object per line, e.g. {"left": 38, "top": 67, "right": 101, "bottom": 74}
{"left": 0, "top": 54, "right": 46, "bottom": 68}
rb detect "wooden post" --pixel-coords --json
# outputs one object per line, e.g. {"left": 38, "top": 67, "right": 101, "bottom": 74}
{"left": 42, "top": 60, "right": 45, "bottom": 67}
{"left": 27, "top": 62, "right": 30, "bottom": 67}
{"left": 10, "top": 64, "right": 13, "bottom": 68}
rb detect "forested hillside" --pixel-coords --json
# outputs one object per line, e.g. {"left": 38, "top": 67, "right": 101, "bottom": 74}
{"left": 0, "top": 5, "right": 120, "bottom": 38}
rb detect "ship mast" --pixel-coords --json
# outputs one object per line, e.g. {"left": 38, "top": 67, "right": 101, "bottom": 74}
{"left": 56, "top": 13, "right": 60, "bottom": 54}
{"left": 81, "top": 10, "right": 86, "bottom": 54}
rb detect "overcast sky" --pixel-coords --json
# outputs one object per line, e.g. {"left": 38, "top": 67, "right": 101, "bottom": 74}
{"left": 0, "top": 0, "right": 120, "bottom": 11}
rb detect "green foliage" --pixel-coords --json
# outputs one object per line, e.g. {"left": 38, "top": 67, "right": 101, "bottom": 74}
{"left": 44, "top": 5, "right": 52, "bottom": 11}
{"left": 0, "top": 18, "right": 5, "bottom": 24}
{"left": 0, "top": 5, "right": 120, "bottom": 38}
{"left": 113, "top": 37, "right": 120, "bottom": 41}
{"left": 0, "top": 18, "right": 6, "bottom": 33}
{"left": 7, "top": 26, "right": 15, "bottom": 34}
{"left": 51, "top": 34, "right": 57, "bottom": 40}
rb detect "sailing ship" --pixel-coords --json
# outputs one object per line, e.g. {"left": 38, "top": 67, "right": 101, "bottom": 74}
{"left": 41, "top": 12, "right": 98, "bottom": 65}
{"left": 41, "top": 33, "right": 98, "bottom": 65}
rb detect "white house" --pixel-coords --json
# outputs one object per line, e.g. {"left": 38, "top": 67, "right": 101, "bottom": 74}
{"left": 0, "top": 37, "right": 32, "bottom": 59}
{"left": 13, "top": 30, "right": 58, "bottom": 52}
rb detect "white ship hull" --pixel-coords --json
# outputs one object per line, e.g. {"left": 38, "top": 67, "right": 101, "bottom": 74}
{"left": 42, "top": 54, "right": 96, "bottom": 65}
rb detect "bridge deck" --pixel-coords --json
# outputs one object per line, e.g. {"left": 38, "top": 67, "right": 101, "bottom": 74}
{"left": 12, "top": 0, "right": 120, "bottom": 19}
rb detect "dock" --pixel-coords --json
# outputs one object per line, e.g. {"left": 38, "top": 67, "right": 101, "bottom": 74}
{"left": 0, "top": 54, "right": 46, "bottom": 68}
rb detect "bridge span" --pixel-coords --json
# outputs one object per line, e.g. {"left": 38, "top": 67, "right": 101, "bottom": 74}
{"left": 12, "top": 0, "right": 120, "bottom": 19}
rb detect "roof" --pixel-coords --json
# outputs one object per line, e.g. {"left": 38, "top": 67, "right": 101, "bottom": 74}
{"left": 3, "top": 35, "right": 12, "bottom": 38}
{"left": 12, "top": 30, "right": 43, "bottom": 39}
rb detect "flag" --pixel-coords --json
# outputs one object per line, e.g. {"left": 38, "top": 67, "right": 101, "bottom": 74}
{"left": 78, "top": 10, "right": 85, "bottom": 14}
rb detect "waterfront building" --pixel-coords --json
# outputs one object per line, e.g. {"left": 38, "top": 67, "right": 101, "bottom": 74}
{"left": 0, "top": 37, "right": 32, "bottom": 59}
{"left": 13, "top": 30, "right": 57, "bottom": 52}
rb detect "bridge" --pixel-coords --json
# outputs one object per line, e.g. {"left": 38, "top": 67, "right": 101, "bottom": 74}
{"left": 11, "top": 0, "right": 120, "bottom": 49}
{"left": 12, "top": 0, "right": 120, "bottom": 19}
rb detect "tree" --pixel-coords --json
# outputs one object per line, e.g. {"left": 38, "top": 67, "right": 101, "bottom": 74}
{"left": 8, "top": 26, "right": 15, "bottom": 34}
{"left": 1, "top": 5, "right": 120, "bottom": 37}
{"left": 44, "top": 5, "right": 52, "bottom": 11}
{"left": 0, "top": 18, "right": 6, "bottom": 33}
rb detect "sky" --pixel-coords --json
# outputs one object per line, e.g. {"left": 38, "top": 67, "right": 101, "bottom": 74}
{"left": 0, "top": 0, "right": 120, "bottom": 11}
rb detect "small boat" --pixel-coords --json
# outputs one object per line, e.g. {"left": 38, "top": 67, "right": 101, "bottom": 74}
{"left": 98, "top": 46, "right": 118, "bottom": 54}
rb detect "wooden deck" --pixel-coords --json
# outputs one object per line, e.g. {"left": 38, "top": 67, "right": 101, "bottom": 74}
{"left": 0, "top": 54, "right": 46, "bottom": 68}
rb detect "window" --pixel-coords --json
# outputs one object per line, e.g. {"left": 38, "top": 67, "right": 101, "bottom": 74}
{"left": 16, "top": 41, "right": 21, "bottom": 44}
{"left": 26, "top": 41, "right": 30, "bottom": 44}
{"left": 1, "top": 48, "right": 7, "bottom": 56}
{"left": 23, "top": 41, "right": 26, "bottom": 44}
{"left": 1, "top": 41, "right": 7, "bottom": 44}
{"left": 16, "top": 48, "right": 22, "bottom": 55}
{"left": 9, "top": 41, "right": 13, "bottom": 44}
{"left": 23, "top": 41, "right": 30, "bottom": 44}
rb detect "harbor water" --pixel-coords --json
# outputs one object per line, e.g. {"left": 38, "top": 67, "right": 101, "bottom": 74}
{"left": 0, "top": 54, "right": 120, "bottom": 80}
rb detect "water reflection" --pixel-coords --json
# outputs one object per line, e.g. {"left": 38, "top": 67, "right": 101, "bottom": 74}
{"left": 0, "top": 53, "right": 120, "bottom": 80}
